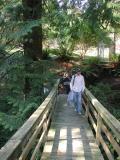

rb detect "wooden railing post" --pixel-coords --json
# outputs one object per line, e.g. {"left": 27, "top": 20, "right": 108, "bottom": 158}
{"left": 85, "top": 98, "right": 89, "bottom": 118}
{"left": 0, "top": 80, "right": 59, "bottom": 160}
{"left": 96, "top": 113, "right": 102, "bottom": 146}
{"left": 84, "top": 88, "right": 120, "bottom": 159}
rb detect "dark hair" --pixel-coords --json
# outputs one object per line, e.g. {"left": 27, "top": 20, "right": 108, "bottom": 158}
{"left": 76, "top": 68, "right": 81, "bottom": 73}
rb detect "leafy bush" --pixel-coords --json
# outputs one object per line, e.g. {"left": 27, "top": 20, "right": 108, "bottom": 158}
{"left": 81, "top": 57, "right": 102, "bottom": 80}
{"left": 89, "top": 83, "right": 112, "bottom": 104}
{"left": 43, "top": 48, "right": 60, "bottom": 56}
{"left": 0, "top": 54, "right": 57, "bottom": 147}
{"left": 110, "top": 54, "right": 120, "bottom": 63}
{"left": 89, "top": 83, "right": 120, "bottom": 120}
{"left": 82, "top": 57, "right": 101, "bottom": 65}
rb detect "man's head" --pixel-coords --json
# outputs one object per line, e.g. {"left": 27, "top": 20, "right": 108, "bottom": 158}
{"left": 76, "top": 68, "right": 81, "bottom": 75}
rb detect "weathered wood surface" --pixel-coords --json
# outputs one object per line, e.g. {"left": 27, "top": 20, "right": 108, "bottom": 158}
{"left": 84, "top": 89, "right": 120, "bottom": 160}
{"left": 0, "top": 81, "right": 59, "bottom": 160}
{"left": 85, "top": 88, "right": 120, "bottom": 140}
{"left": 41, "top": 94, "right": 104, "bottom": 160}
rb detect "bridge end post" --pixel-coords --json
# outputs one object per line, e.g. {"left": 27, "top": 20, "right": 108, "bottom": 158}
{"left": 96, "top": 114, "right": 102, "bottom": 146}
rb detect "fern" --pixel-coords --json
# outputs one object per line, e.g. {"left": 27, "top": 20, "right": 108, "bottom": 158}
{"left": 7, "top": 20, "right": 41, "bottom": 41}
{"left": 0, "top": 54, "right": 57, "bottom": 133}
{"left": 0, "top": 112, "right": 23, "bottom": 131}
{"left": 89, "top": 83, "right": 120, "bottom": 120}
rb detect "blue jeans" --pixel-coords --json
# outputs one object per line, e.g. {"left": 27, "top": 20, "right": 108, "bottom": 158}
{"left": 73, "top": 91, "right": 82, "bottom": 113}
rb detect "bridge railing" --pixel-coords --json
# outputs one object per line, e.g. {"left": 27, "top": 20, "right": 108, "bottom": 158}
{"left": 0, "top": 81, "right": 59, "bottom": 160}
{"left": 0, "top": 81, "right": 120, "bottom": 160}
{"left": 83, "top": 88, "right": 120, "bottom": 160}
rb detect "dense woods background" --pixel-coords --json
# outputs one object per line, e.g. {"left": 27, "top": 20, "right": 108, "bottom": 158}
{"left": 0, "top": 0, "right": 120, "bottom": 149}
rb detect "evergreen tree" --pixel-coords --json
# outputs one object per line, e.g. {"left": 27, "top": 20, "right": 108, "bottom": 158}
{"left": 22, "top": 0, "right": 43, "bottom": 61}
{"left": 0, "top": 0, "right": 57, "bottom": 148}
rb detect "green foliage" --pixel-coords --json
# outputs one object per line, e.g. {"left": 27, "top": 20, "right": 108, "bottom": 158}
{"left": 110, "top": 54, "right": 120, "bottom": 62}
{"left": 81, "top": 57, "right": 101, "bottom": 77}
{"left": 0, "top": 125, "right": 14, "bottom": 148}
{"left": 43, "top": 1, "right": 77, "bottom": 56}
{"left": 82, "top": 57, "right": 101, "bottom": 65}
{"left": 0, "top": 1, "right": 22, "bottom": 45}
{"left": 109, "top": 54, "right": 120, "bottom": 77}
{"left": 43, "top": 0, "right": 113, "bottom": 59}
{"left": 0, "top": 0, "right": 57, "bottom": 148}
{"left": 48, "top": 10, "right": 79, "bottom": 56}
{"left": 1, "top": 0, "right": 120, "bottom": 150}
{"left": 43, "top": 48, "right": 60, "bottom": 57}
{"left": 0, "top": 0, "right": 42, "bottom": 58}
{"left": 108, "top": 1, "right": 120, "bottom": 29}
{"left": 89, "top": 83, "right": 120, "bottom": 120}
{"left": 89, "top": 83, "right": 112, "bottom": 103}
{"left": 82, "top": 0, "right": 120, "bottom": 49}
{"left": 0, "top": 52, "right": 57, "bottom": 147}
{"left": 83, "top": 0, "right": 112, "bottom": 29}
{"left": 7, "top": 20, "right": 41, "bottom": 41}
{"left": 0, "top": 112, "right": 23, "bottom": 131}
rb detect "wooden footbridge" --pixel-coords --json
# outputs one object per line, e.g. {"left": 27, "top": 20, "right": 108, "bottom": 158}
{"left": 0, "top": 81, "right": 120, "bottom": 160}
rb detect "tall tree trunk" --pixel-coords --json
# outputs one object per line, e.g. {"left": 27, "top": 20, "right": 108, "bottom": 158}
{"left": 22, "top": 0, "right": 42, "bottom": 60}
{"left": 22, "top": 0, "right": 42, "bottom": 97}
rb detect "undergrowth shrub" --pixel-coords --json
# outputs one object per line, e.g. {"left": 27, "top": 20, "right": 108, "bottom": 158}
{"left": 89, "top": 83, "right": 120, "bottom": 120}
{"left": 0, "top": 54, "right": 58, "bottom": 147}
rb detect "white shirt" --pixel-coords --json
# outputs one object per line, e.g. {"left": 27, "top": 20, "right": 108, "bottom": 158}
{"left": 70, "top": 74, "right": 85, "bottom": 92}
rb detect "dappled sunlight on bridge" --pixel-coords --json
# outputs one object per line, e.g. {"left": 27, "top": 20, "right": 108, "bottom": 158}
{"left": 42, "top": 125, "right": 103, "bottom": 159}
{"left": 1, "top": 85, "right": 119, "bottom": 160}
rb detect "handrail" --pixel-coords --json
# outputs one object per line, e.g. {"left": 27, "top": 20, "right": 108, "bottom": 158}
{"left": 83, "top": 88, "right": 120, "bottom": 160}
{"left": 0, "top": 80, "right": 59, "bottom": 160}
{"left": 0, "top": 82, "right": 120, "bottom": 160}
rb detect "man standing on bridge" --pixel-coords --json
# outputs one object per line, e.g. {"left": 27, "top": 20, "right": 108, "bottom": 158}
{"left": 70, "top": 68, "right": 85, "bottom": 115}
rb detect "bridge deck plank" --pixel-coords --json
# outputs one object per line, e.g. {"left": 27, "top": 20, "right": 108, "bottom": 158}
{"left": 41, "top": 94, "right": 104, "bottom": 160}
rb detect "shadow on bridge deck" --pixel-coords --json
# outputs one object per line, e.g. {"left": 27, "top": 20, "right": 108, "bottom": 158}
{"left": 41, "top": 94, "right": 104, "bottom": 160}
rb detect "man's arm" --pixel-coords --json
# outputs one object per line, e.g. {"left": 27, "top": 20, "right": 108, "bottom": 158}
{"left": 82, "top": 76, "right": 85, "bottom": 92}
